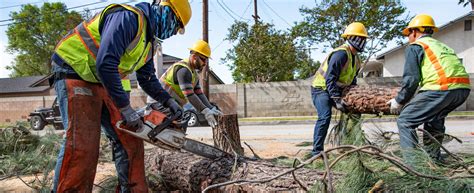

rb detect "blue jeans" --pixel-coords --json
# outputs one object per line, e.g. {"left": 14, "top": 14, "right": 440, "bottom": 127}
{"left": 311, "top": 87, "right": 334, "bottom": 155}
{"left": 398, "top": 89, "right": 470, "bottom": 161}
{"left": 52, "top": 64, "right": 132, "bottom": 192}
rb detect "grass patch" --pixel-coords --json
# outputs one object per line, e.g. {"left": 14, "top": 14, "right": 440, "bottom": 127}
{"left": 295, "top": 141, "right": 312, "bottom": 147}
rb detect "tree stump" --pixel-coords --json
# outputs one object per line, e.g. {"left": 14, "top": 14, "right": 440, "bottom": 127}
{"left": 342, "top": 85, "right": 400, "bottom": 115}
{"left": 212, "top": 114, "right": 244, "bottom": 156}
{"left": 145, "top": 148, "right": 336, "bottom": 192}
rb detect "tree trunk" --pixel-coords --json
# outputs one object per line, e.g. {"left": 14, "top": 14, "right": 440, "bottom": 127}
{"left": 145, "top": 149, "right": 333, "bottom": 192}
{"left": 342, "top": 85, "right": 400, "bottom": 115}
{"left": 212, "top": 114, "right": 244, "bottom": 156}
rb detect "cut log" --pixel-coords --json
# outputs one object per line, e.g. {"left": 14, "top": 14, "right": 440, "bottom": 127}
{"left": 145, "top": 149, "right": 333, "bottom": 192}
{"left": 212, "top": 114, "right": 244, "bottom": 156}
{"left": 342, "top": 85, "right": 400, "bottom": 115}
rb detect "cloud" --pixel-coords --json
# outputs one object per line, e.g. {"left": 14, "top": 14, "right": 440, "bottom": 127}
{"left": 0, "top": 41, "right": 13, "bottom": 78}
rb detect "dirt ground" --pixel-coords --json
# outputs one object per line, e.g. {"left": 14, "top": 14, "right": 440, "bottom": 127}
{"left": 1, "top": 120, "right": 472, "bottom": 192}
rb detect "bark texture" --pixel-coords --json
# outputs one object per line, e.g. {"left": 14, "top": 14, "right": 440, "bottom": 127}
{"left": 342, "top": 85, "right": 400, "bottom": 115}
{"left": 145, "top": 149, "right": 328, "bottom": 192}
{"left": 212, "top": 114, "right": 244, "bottom": 156}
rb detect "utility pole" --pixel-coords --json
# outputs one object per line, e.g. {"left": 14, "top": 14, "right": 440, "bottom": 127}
{"left": 252, "top": 0, "right": 259, "bottom": 23}
{"left": 202, "top": 0, "right": 210, "bottom": 98}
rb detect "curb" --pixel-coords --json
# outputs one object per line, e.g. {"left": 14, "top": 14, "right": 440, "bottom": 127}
{"left": 238, "top": 115, "right": 474, "bottom": 126}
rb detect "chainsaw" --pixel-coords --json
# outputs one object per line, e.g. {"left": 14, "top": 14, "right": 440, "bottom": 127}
{"left": 116, "top": 106, "right": 229, "bottom": 159}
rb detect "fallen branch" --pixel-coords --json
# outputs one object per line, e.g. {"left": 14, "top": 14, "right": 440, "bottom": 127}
{"left": 243, "top": 142, "right": 261, "bottom": 159}
{"left": 416, "top": 128, "right": 462, "bottom": 161}
{"left": 321, "top": 151, "right": 334, "bottom": 193}
{"left": 322, "top": 145, "right": 474, "bottom": 180}
{"left": 291, "top": 159, "right": 308, "bottom": 191}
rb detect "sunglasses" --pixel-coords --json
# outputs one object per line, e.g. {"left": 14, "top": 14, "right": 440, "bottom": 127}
{"left": 197, "top": 55, "right": 208, "bottom": 62}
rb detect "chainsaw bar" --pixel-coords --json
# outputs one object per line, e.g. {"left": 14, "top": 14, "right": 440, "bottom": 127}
{"left": 181, "top": 138, "right": 230, "bottom": 159}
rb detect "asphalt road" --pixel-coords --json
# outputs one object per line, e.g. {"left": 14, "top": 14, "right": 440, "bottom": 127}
{"left": 32, "top": 119, "right": 473, "bottom": 157}
{"left": 186, "top": 119, "right": 474, "bottom": 157}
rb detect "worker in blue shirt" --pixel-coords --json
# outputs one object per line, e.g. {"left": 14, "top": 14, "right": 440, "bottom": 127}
{"left": 50, "top": 0, "right": 191, "bottom": 192}
{"left": 310, "top": 22, "right": 368, "bottom": 156}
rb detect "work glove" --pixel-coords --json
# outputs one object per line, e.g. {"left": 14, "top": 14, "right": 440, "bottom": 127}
{"left": 201, "top": 108, "right": 218, "bottom": 127}
{"left": 211, "top": 106, "right": 223, "bottom": 116}
{"left": 332, "top": 97, "right": 347, "bottom": 113}
{"left": 120, "top": 105, "right": 143, "bottom": 130}
{"left": 387, "top": 98, "right": 402, "bottom": 114}
{"left": 165, "top": 98, "right": 183, "bottom": 118}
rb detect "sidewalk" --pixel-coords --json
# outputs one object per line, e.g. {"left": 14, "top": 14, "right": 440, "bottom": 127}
{"left": 238, "top": 113, "right": 474, "bottom": 126}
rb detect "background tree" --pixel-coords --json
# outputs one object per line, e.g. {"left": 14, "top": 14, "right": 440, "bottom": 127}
{"left": 6, "top": 3, "right": 82, "bottom": 77}
{"left": 458, "top": 0, "right": 474, "bottom": 10}
{"left": 292, "top": 0, "right": 410, "bottom": 65}
{"left": 223, "top": 21, "right": 315, "bottom": 83}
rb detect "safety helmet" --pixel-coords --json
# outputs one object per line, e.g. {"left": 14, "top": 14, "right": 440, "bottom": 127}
{"left": 160, "top": 0, "right": 192, "bottom": 34}
{"left": 402, "top": 14, "right": 438, "bottom": 36}
{"left": 341, "top": 22, "right": 369, "bottom": 38}
{"left": 189, "top": 40, "right": 211, "bottom": 58}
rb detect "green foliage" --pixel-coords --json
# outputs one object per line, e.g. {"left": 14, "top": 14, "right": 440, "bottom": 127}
{"left": 293, "top": 0, "right": 410, "bottom": 63}
{"left": 95, "top": 175, "right": 119, "bottom": 193}
{"left": 275, "top": 114, "right": 474, "bottom": 192}
{"left": 0, "top": 127, "right": 60, "bottom": 176}
{"left": 327, "top": 113, "right": 367, "bottom": 147}
{"left": 223, "top": 21, "right": 316, "bottom": 83}
{"left": 6, "top": 2, "right": 83, "bottom": 77}
{"left": 0, "top": 126, "right": 61, "bottom": 191}
{"left": 459, "top": 0, "right": 472, "bottom": 7}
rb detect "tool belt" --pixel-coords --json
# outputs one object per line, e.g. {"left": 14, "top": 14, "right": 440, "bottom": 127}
{"left": 50, "top": 60, "right": 87, "bottom": 86}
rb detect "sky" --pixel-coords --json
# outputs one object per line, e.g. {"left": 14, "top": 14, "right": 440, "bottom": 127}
{"left": 0, "top": 0, "right": 472, "bottom": 83}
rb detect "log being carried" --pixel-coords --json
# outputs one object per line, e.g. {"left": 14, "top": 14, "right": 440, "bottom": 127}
{"left": 342, "top": 85, "right": 400, "bottom": 115}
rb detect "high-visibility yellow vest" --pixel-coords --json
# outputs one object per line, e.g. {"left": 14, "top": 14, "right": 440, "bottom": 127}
{"left": 312, "top": 44, "right": 360, "bottom": 89}
{"left": 54, "top": 4, "right": 153, "bottom": 83}
{"left": 160, "top": 59, "right": 198, "bottom": 105}
{"left": 412, "top": 37, "right": 470, "bottom": 91}
{"left": 121, "top": 78, "right": 131, "bottom": 92}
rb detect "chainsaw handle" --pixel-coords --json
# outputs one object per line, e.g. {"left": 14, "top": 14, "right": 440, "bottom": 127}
{"left": 115, "top": 120, "right": 125, "bottom": 130}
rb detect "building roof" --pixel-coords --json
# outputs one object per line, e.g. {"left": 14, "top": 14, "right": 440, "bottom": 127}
{"left": 376, "top": 11, "right": 474, "bottom": 60}
{"left": 0, "top": 75, "right": 51, "bottom": 94}
{"left": 0, "top": 55, "right": 225, "bottom": 95}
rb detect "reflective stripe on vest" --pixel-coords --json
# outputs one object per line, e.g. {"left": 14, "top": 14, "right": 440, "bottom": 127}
{"left": 121, "top": 78, "right": 132, "bottom": 92}
{"left": 54, "top": 4, "right": 152, "bottom": 83}
{"left": 312, "top": 44, "right": 360, "bottom": 89}
{"left": 413, "top": 37, "right": 470, "bottom": 91}
{"left": 159, "top": 60, "right": 198, "bottom": 105}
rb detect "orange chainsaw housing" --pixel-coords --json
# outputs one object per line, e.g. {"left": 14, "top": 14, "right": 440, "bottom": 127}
{"left": 144, "top": 110, "right": 167, "bottom": 127}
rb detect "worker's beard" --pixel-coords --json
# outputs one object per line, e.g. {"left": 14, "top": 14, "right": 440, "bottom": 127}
{"left": 195, "top": 61, "right": 204, "bottom": 72}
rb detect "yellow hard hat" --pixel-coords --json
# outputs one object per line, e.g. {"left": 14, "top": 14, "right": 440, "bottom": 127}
{"left": 341, "top": 22, "right": 369, "bottom": 38}
{"left": 402, "top": 14, "right": 438, "bottom": 36}
{"left": 160, "top": 0, "right": 192, "bottom": 34}
{"left": 189, "top": 40, "right": 211, "bottom": 58}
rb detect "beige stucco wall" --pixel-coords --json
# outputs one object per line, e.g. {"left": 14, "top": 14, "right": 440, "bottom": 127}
{"left": 382, "top": 15, "right": 474, "bottom": 77}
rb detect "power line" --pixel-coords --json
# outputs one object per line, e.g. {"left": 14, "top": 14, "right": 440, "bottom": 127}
{"left": 241, "top": 0, "right": 253, "bottom": 19}
{"left": 219, "top": 0, "right": 241, "bottom": 19}
{"left": 209, "top": 0, "right": 229, "bottom": 23}
{"left": 0, "top": 1, "right": 42, "bottom": 10}
{"left": 216, "top": 0, "right": 238, "bottom": 21}
{"left": 0, "top": 1, "right": 106, "bottom": 24}
{"left": 261, "top": 0, "right": 291, "bottom": 27}
{"left": 0, "top": 0, "right": 136, "bottom": 27}
{"left": 67, "top": 1, "right": 108, "bottom": 10}
{"left": 212, "top": 39, "right": 227, "bottom": 51}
